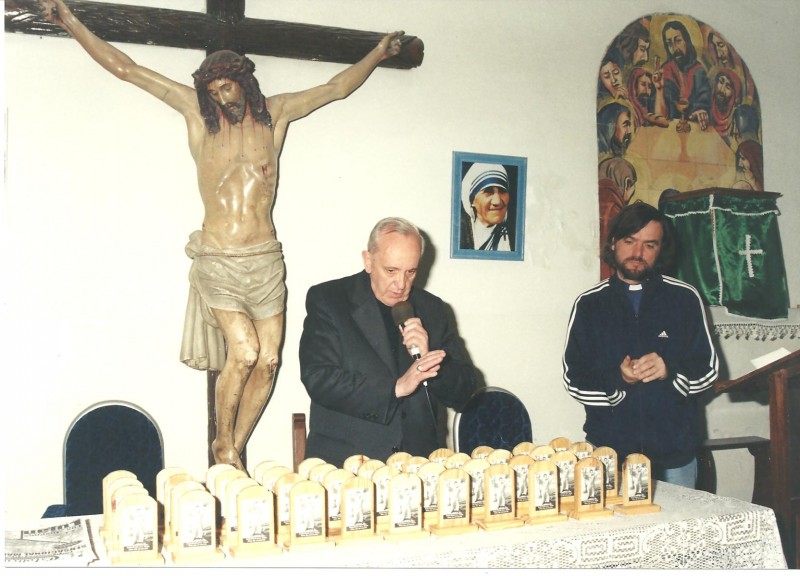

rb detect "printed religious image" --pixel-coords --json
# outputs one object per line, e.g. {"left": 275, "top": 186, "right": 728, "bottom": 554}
{"left": 580, "top": 464, "right": 602, "bottom": 506}
{"left": 534, "top": 470, "right": 557, "bottom": 511}
{"left": 451, "top": 151, "right": 527, "bottom": 261}
{"left": 556, "top": 459, "right": 575, "bottom": 499}
{"left": 488, "top": 472, "right": 513, "bottom": 516}
{"left": 627, "top": 462, "right": 650, "bottom": 501}
{"left": 294, "top": 493, "right": 323, "bottom": 537}
{"left": 597, "top": 453, "right": 617, "bottom": 494}
{"left": 240, "top": 496, "right": 272, "bottom": 544}
{"left": 344, "top": 487, "right": 372, "bottom": 533}
{"left": 440, "top": 477, "right": 468, "bottom": 520}
{"left": 392, "top": 482, "right": 420, "bottom": 528}
{"left": 121, "top": 504, "right": 155, "bottom": 552}
{"left": 513, "top": 462, "right": 530, "bottom": 504}
{"left": 180, "top": 501, "right": 214, "bottom": 548}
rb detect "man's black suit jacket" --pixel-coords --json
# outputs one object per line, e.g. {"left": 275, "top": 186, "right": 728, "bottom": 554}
{"left": 299, "top": 270, "right": 477, "bottom": 467}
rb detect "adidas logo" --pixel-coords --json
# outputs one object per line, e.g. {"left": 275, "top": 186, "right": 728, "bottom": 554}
{"left": 658, "top": 331, "right": 669, "bottom": 338}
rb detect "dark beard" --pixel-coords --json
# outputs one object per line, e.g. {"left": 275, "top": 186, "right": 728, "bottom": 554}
{"left": 617, "top": 258, "right": 652, "bottom": 282}
{"left": 714, "top": 92, "right": 732, "bottom": 114}
{"left": 220, "top": 103, "right": 245, "bottom": 124}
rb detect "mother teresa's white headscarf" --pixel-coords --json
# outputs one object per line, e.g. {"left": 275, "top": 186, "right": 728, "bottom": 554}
{"left": 461, "top": 163, "right": 509, "bottom": 217}
{"left": 461, "top": 163, "right": 511, "bottom": 251}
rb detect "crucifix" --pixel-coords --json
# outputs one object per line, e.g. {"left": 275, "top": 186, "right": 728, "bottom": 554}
{"left": 6, "top": 0, "right": 424, "bottom": 470}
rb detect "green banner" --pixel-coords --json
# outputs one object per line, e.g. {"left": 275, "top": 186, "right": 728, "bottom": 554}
{"left": 663, "top": 192, "right": 789, "bottom": 319}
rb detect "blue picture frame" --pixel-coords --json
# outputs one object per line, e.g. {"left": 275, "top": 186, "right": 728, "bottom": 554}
{"left": 451, "top": 151, "right": 527, "bottom": 261}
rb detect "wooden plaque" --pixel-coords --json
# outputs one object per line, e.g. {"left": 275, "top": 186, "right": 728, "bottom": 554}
{"left": 273, "top": 472, "right": 304, "bottom": 546}
{"left": 444, "top": 452, "right": 471, "bottom": 469}
{"left": 569, "top": 456, "right": 613, "bottom": 520}
{"left": 386, "top": 451, "right": 412, "bottom": 472}
{"left": 526, "top": 459, "right": 568, "bottom": 525}
{"left": 323, "top": 468, "right": 354, "bottom": 536}
{"left": 170, "top": 487, "right": 224, "bottom": 565}
{"left": 228, "top": 484, "right": 280, "bottom": 558}
{"left": 205, "top": 463, "right": 237, "bottom": 497}
{"left": 571, "top": 441, "right": 595, "bottom": 461}
{"left": 471, "top": 445, "right": 494, "bottom": 460}
{"left": 356, "top": 458, "right": 385, "bottom": 480}
{"left": 593, "top": 446, "right": 622, "bottom": 505}
{"left": 111, "top": 493, "right": 163, "bottom": 566}
{"left": 549, "top": 437, "right": 572, "bottom": 453}
{"left": 335, "top": 476, "right": 377, "bottom": 545}
{"left": 476, "top": 463, "right": 524, "bottom": 531}
{"left": 257, "top": 465, "right": 292, "bottom": 493}
{"left": 372, "top": 464, "right": 399, "bottom": 533}
{"left": 615, "top": 453, "right": 661, "bottom": 515}
{"left": 509, "top": 454, "right": 534, "bottom": 518}
{"left": 428, "top": 447, "right": 455, "bottom": 463}
{"left": 252, "top": 460, "right": 280, "bottom": 484}
{"left": 487, "top": 448, "right": 512, "bottom": 465}
{"left": 512, "top": 441, "right": 536, "bottom": 456}
{"left": 462, "top": 458, "right": 490, "bottom": 519}
{"left": 553, "top": 450, "right": 577, "bottom": 509}
{"left": 531, "top": 445, "right": 556, "bottom": 462}
{"left": 214, "top": 468, "right": 249, "bottom": 540}
{"left": 166, "top": 480, "right": 206, "bottom": 553}
{"left": 403, "top": 455, "right": 430, "bottom": 475}
{"left": 384, "top": 472, "right": 428, "bottom": 541}
{"left": 161, "top": 473, "right": 195, "bottom": 549}
{"left": 343, "top": 454, "right": 370, "bottom": 475}
{"left": 417, "top": 461, "right": 445, "bottom": 529}
{"left": 156, "top": 468, "right": 188, "bottom": 532}
{"left": 221, "top": 477, "right": 258, "bottom": 549}
{"left": 108, "top": 484, "right": 148, "bottom": 556}
{"left": 102, "top": 474, "right": 142, "bottom": 544}
{"left": 297, "top": 457, "right": 326, "bottom": 479}
{"left": 287, "top": 480, "right": 330, "bottom": 550}
{"left": 308, "top": 462, "right": 337, "bottom": 485}
{"left": 429, "top": 468, "right": 478, "bottom": 537}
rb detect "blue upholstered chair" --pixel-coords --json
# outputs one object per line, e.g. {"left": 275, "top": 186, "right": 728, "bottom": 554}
{"left": 42, "top": 401, "right": 164, "bottom": 518}
{"left": 453, "top": 387, "right": 532, "bottom": 455}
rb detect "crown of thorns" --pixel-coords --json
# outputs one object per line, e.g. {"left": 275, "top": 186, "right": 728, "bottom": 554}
{"left": 192, "top": 51, "right": 256, "bottom": 87}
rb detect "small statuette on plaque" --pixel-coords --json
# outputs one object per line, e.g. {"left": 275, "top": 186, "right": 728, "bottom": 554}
{"left": 335, "top": 476, "right": 377, "bottom": 546}
{"left": 475, "top": 463, "right": 524, "bottom": 531}
{"left": 593, "top": 446, "right": 622, "bottom": 505}
{"left": 568, "top": 456, "right": 613, "bottom": 520}
{"left": 429, "top": 467, "right": 478, "bottom": 536}
{"left": 526, "top": 459, "right": 568, "bottom": 525}
{"left": 384, "top": 472, "right": 429, "bottom": 541}
{"left": 615, "top": 453, "right": 662, "bottom": 515}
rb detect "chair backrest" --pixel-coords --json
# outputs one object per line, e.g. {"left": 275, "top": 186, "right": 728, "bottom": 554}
{"left": 62, "top": 401, "right": 164, "bottom": 516}
{"left": 453, "top": 387, "right": 532, "bottom": 455}
{"left": 292, "top": 412, "right": 307, "bottom": 472}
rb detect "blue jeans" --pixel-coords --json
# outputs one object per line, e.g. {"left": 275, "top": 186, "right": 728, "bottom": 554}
{"left": 655, "top": 458, "right": 697, "bottom": 489}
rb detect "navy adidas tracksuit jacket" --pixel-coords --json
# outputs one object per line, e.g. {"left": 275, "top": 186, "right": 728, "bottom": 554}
{"left": 562, "top": 273, "right": 719, "bottom": 469}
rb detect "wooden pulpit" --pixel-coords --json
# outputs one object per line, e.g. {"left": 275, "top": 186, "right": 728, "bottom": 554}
{"left": 713, "top": 348, "right": 800, "bottom": 568}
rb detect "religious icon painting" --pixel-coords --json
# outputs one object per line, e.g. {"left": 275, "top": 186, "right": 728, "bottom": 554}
{"left": 451, "top": 151, "right": 527, "bottom": 261}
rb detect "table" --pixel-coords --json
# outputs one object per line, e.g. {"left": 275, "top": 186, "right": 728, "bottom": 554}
{"left": 5, "top": 482, "right": 786, "bottom": 569}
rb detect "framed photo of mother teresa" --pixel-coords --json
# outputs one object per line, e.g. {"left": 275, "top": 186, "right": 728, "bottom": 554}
{"left": 451, "top": 151, "right": 526, "bottom": 261}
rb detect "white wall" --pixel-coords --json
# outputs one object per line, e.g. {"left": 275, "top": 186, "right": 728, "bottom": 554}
{"left": 3, "top": 0, "right": 799, "bottom": 524}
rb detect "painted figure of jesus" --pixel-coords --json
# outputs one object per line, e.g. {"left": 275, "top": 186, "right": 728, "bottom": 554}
{"left": 35, "top": 0, "right": 403, "bottom": 469}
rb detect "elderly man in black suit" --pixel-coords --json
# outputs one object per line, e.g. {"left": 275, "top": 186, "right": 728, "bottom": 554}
{"left": 299, "top": 217, "right": 477, "bottom": 467}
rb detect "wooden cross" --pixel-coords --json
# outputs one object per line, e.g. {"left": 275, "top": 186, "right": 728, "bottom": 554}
{"left": 6, "top": 0, "right": 423, "bottom": 468}
{"left": 5, "top": 0, "right": 424, "bottom": 68}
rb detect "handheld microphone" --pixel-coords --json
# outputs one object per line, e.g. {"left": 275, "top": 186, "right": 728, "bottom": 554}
{"left": 391, "top": 300, "right": 438, "bottom": 433}
{"left": 391, "top": 300, "right": 421, "bottom": 359}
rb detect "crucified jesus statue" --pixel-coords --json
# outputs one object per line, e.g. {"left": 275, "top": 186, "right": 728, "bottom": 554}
{"left": 36, "top": 0, "right": 403, "bottom": 470}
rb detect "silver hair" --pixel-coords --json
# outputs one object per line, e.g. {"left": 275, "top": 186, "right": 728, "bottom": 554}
{"left": 367, "top": 217, "right": 425, "bottom": 255}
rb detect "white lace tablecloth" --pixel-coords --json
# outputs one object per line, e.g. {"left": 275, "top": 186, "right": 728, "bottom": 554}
{"left": 237, "top": 482, "right": 787, "bottom": 569}
{"left": 10, "top": 483, "right": 785, "bottom": 569}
